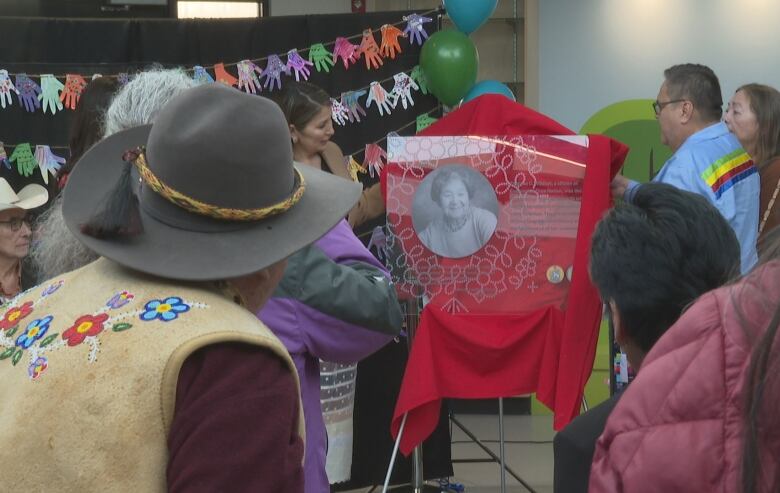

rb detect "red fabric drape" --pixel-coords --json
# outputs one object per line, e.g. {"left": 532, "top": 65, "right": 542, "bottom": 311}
{"left": 383, "top": 95, "right": 628, "bottom": 454}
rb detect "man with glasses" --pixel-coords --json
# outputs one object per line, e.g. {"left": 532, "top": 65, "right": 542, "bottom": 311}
{"left": 611, "top": 63, "right": 759, "bottom": 274}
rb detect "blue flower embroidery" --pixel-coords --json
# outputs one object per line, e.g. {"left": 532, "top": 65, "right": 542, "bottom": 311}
{"left": 15, "top": 316, "right": 53, "bottom": 349}
{"left": 140, "top": 297, "right": 190, "bottom": 322}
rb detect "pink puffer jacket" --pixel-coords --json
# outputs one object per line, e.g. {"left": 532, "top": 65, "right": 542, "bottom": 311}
{"left": 589, "top": 261, "right": 780, "bottom": 492}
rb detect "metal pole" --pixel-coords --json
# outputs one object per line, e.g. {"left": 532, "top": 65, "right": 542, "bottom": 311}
{"left": 498, "top": 398, "right": 507, "bottom": 493}
{"left": 404, "top": 298, "right": 425, "bottom": 492}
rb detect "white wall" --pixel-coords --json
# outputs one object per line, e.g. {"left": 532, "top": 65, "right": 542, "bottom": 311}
{"left": 538, "top": 0, "right": 780, "bottom": 131}
{"left": 269, "top": 0, "right": 350, "bottom": 16}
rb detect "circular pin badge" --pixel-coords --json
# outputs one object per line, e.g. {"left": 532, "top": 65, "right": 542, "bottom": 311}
{"left": 547, "top": 265, "right": 564, "bottom": 284}
{"left": 566, "top": 266, "right": 573, "bottom": 282}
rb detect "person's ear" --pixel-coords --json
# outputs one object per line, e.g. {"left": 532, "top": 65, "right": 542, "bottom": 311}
{"left": 289, "top": 124, "right": 299, "bottom": 144}
{"left": 680, "top": 100, "right": 695, "bottom": 124}
{"left": 608, "top": 299, "right": 626, "bottom": 346}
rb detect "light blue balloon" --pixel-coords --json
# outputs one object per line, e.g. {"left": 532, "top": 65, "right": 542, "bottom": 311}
{"left": 463, "top": 80, "right": 516, "bottom": 103}
{"left": 445, "top": 0, "right": 498, "bottom": 35}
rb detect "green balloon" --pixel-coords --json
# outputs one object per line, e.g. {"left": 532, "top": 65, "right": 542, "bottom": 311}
{"left": 420, "top": 30, "right": 479, "bottom": 107}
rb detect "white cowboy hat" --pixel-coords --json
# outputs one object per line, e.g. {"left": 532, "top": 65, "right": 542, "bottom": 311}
{"left": 0, "top": 178, "right": 49, "bottom": 213}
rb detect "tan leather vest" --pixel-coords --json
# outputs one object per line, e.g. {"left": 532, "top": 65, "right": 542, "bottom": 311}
{"left": 0, "top": 258, "right": 302, "bottom": 492}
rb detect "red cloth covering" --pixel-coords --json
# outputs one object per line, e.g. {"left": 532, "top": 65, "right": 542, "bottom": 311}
{"left": 383, "top": 95, "right": 628, "bottom": 455}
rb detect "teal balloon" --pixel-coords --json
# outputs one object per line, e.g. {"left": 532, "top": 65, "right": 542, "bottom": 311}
{"left": 463, "top": 80, "right": 516, "bottom": 103}
{"left": 420, "top": 30, "right": 479, "bottom": 107}
{"left": 445, "top": 0, "right": 498, "bottom": 34}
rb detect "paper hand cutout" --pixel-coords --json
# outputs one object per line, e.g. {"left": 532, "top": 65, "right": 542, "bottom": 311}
{"left": 15, "top": 74, "right": 41, "bottom": 113}
{"left": 389, "top": 72, "right": 419, "bottom": 110}
{"left": 410, "top": 65, "right": 430, "bottom": 95}
{"left": 331, "top": 98, "right": 349, "bottom": 126}
{"left": 380, "top": 24, "right": 405, "bottom": 59}
{"left": 117, "top": 73, "right": 131, "bottom": 86}
{"left": 364, "top": 143, "right": 387, "bottom": 178}
{"left": 9, "top": 143, "right": 36, "bottom": 177}
{"left": 192, "top": 66, "right": 214, "bottom": 85}
{"left": 359, "top": 30, "right": 383, "bottom": 70}
{"left": 346, "top": 155, "right": 367, "bottom": 182}
{"left": 416, "top": 113, "right": 438, "bottom": 133}
{"left": 38, "top": 75, "right": 64, "bottom": 115}
{"left": 214, "top": 63, "right": 238, "bottom": 87}
{"left": 35, "top": 145, "right": 66, "bottom": 185}
{"left": 341, "top": 89, "right": 367, "bottom": 123}
{"left": 60, "top": 74, "right": 88, "bottom": 110}
{"left": 237, "top": 60, "right": 263, "bottom": 94}
{"left": 262, "top": 55, "right": 289, "bottom": 91}
{"left": 287, "top": 49, "right": 314, "bottom": 81}
{"left": 308, "top": 43, "right": 335, "bottom": 73}
{"left": 0, "top": 70, "right": 19, "bottom": 109}
{"left": 403, "top": 14, "right": 432, "bottom": 46}
{"left": 366, "top": 81, "right": 394, "bottom": 116}
{"left": 333, "top": 37, "right": 360, "bottom": 69}
{"left": 0, "top": 142, "right": 8, "bottom": 169}
{"left": 367, "top": 226, "right": 389, "bottom": 261}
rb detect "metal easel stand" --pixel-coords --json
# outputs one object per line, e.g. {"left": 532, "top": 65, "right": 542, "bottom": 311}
{"left": 449, "top": 399, "right": 538, "bottom": 493}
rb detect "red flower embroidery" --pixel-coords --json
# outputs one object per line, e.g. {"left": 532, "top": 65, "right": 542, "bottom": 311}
{"left": 0, "top": 301, "right": 33, "bottom": 331}
{"left": 62, "top": 313, "right": 109, "bottom": 347}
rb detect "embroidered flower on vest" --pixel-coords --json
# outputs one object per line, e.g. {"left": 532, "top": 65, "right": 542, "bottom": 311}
{"left": 41, "top": 280, "right": 64, "bottom": 298}
{"left": 28, "top": 356, "right": 47, "bottom": 380}
{"left": 15, "top": 316, "right": 53, "bottom": 349}
{"left": 106, "top": 291, "right": 135, "bottom": 309}
{"left": 62, "top": 313, "right": 109, "bottom": 347}
{"left": 140, "top": 297, "right": 190, "bottom": 322}
{"left": 0, "top": 301, "right": 33, "bottom": 331}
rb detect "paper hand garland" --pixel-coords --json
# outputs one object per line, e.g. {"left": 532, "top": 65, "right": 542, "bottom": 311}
{"left": 287, "top": 49, "right": 314, "bottom": 81}
{"left": 359, "top": 30, "right": 383, "bottom": 70}
{"left": 367, "top": 226, "right": 389, "bottom": 261}
{"left": 262, "top": 55, "right": 289, "bottom": 91}
{"left": 380, "top": 24, "right": 405, "bottom": 59}
{"left": 410, "top": 66, "right": 429, "bottom": 95}
{"left": 346, "top": 155, "right": 367, "bottom": 182}
{"left": 38, "top": 75, "right": 64, "bottom": 115}
{"left": 0, "top": 142, "right": 8, "bottom": 169}
{"left": 341, "top": 89, "right": 367, "bottom": 123}
{"left": 193, "top": 65, "right": 214, "bottom": 85}
{"left": 366, "top": 81, "right": 394, "bottom": 116}
{"left": 331, "top": 98, "right": 349, "bottom": 126}
{"left": 237, "top": 60, "right": 263, "bottom": 94}
{"left": 60, "top": 74, "right": 88, "bottom": 110}
{"left": 15, "top": 74, "right": 41, "bottom": 113}
{"left": 9, "top": 144, "right": 36, "bottom": 177}
{"left": 34, "top": 145, "right": 65, "bottom": 185}
{"left": 308, "top": 43, "right": 335, "bottom": 73}
{"left": 214, "top": 63, "right": 238, "bottom": 87}
{"left": 333, "top": 37, "right": 361, "bottom": 69}
{"left": 403, "top": 14, "right": 432, "bottom": 46}
{"left": 364, "top": 143, "right": 387, "bottom": 178}
{"left": 416, "top": 113, "right": 438, "bottom": 132}
{"left": 0, "top": 70, "right": 19, "bottom": 109}
{"left": 390, "top": 72, "right": 419, "bottom": 110}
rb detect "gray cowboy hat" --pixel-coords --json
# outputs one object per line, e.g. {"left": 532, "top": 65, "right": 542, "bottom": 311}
{"left": 62, "top": 83, "right": 361, "bottom": 281}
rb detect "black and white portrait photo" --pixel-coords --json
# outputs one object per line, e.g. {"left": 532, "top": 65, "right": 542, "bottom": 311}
{"left": 412, "top": 165, "right": 499, "bottom": 258}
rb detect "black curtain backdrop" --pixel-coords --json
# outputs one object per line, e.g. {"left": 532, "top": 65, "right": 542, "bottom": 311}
{"left": 0, "top": 11, "right": 440, "bottom": 235}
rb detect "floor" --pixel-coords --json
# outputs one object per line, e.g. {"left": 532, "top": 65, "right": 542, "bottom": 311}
{"left": 346, "top": 414, "right": 555, "bottom": 493}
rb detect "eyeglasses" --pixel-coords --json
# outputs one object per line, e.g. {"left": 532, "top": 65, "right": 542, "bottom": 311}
{"left": 653, "top": 99, "right": 686, "bottom": 115}
{"left": 0, "top": 217, "right": 30, "bottom": 232}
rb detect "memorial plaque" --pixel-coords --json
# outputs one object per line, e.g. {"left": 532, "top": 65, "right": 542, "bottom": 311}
{"left": 386, "top": 135, "right": 587, "bottom": 314}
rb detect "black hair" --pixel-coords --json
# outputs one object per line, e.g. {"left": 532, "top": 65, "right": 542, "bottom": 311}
{"left": 590, "top": 182, "right": 740, "bottom": 352}
{"left": 664, "top": 63, "right": 724, "bottom": 122}
{"left": 67, "top": 77, "right": 120, "bottom": 172}
{"left": 430, "top": 167, "right": 475, "bottom": 204}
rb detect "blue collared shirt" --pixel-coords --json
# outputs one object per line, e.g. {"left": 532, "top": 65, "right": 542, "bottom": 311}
{"left": 625, "top": 122, "right": 759, "bottom": 273}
